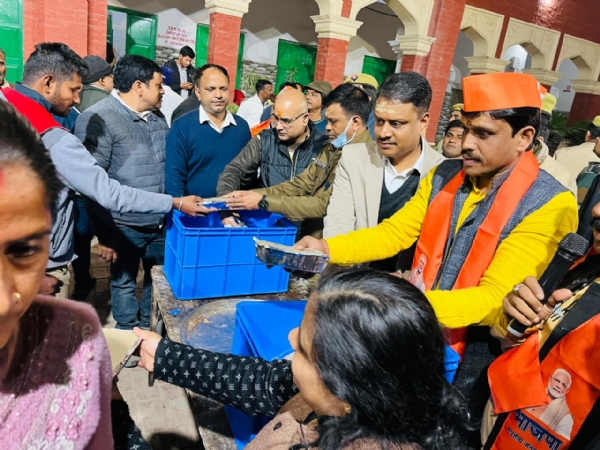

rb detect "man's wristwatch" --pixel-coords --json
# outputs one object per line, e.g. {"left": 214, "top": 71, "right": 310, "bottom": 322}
{"left": 258, "top": 195, "right": 269, "bottom": 210}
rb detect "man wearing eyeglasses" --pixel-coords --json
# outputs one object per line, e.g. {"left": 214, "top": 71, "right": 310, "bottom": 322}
{"left": 223, "top": 84, "right": 372, "bottom": 237}
{"left": 217, "top": 88, "right": 329, "bottom": 198}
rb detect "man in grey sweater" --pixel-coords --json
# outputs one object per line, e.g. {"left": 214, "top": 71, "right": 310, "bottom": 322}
{"left": 75, "top": 54, "right": 175, "bottom": 330}
{"left": 1, "top": 43, "right": 212, "bottom": 299}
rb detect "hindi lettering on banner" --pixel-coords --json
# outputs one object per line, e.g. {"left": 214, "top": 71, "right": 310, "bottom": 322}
{"left": 157, "top": 25, "right": 196, "bottom": 48}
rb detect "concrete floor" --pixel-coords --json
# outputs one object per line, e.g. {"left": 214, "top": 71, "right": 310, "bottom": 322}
{"left": 77, "top": 243, "right": 203, "bottom": 450}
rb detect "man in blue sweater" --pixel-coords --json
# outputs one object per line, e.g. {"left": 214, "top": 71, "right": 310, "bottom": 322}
{"left": 165, "top": 64, "right": 251, "bottom": 198}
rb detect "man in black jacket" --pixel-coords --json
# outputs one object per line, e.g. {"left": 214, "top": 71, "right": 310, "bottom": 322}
{"left": 217, "top": 88, "right": 329, "bottom": 195}
{"left": 164, "top": 45, "right": 195, "bottom": 97}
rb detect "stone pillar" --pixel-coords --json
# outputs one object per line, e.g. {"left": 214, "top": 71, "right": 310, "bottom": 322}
{"left": 523, "top": 68, "right": 562, "bottom": 90}
{"left": 465, "top": 56, "right": 510, "bottom": 74}
{"left": 420, "top": 0, "right": 466, "bottom": 142}
{"left": 568, "top": 80, "right": 600, "bottom": 124}
{"left": 394, "top": 35, "right": 435, "bottom": 73}
{"left": 388, "top": 39, "right": 403, "bottom": 72}
{"left": 311, "top": 15, "right": 362, "bottom": 86}
{"left": 205, "top": 0, "right": 251, "bottom": 98}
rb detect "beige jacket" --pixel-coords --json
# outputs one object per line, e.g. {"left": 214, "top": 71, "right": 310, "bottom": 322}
{"left": 554, "top": 141, "right": 600, "bottom": 181}
{"left": 323, "top": 138, "right": 445, "bottom": 238}
{"left": 534, "top": 141, "right": 577, "bottom": 196}
{"left": 246, "top": 394, "right": 413, "bottom": 450}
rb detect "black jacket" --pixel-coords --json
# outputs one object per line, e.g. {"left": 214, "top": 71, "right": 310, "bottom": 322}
{"left": 171, "top": 95, "right": 200, "bottom": 123}
{"left": 217, "top": 122, "right": 329, "bottom": 194}
{"left": 164, "top": 59, "right": 195, "bottom": 96}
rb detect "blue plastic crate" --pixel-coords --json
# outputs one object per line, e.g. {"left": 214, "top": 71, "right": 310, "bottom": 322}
{"left": 444, "top": 346, "right": 460, "bottom": 383}
{"left": 227, "top": 301, "right": 306, "bottom": 449}
{"left": 164, "top": 210, "right": 297, "bottom": 300}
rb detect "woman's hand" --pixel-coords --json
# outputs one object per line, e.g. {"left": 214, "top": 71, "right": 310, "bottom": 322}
{"left": 133, "top": 327, "right": 162, "bottom": 373}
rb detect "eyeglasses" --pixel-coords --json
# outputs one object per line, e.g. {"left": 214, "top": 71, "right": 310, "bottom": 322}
{"left": 271, "top": 112, "right": 308, "bottom": 127}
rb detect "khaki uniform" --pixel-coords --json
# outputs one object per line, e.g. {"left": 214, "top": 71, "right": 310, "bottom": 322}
{"left": 254, "top": 129, "right": 373, "bottom": 238}
{"left": 533, "top": 141, "right": 577, "bottom": 196}
{"left": 554, "top": 141, "right": 599, "bottom": 180}
{"left": 575, "top": 161, "right": 600, "bottom": 203}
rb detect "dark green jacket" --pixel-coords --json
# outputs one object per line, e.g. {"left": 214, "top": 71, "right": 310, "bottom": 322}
{"left": 78, "top": 85, "right": 110, "bottom": 113}
{"left": 254, "top": 128, "right": 372, "bottom": 237}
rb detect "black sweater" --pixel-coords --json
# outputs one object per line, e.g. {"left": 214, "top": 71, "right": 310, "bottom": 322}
{"left": 154, "top": 338, "right": 298, "bottom": 417}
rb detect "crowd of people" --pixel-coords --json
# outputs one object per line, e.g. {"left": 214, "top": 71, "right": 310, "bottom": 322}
{"left": 1, "top": 40, "right": 600, "bottom": 450}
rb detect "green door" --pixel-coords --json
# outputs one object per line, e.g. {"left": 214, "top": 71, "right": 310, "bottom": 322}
{"left": 195, "top": 24, "right": 246, "bottom": 88}
{"left": 236, "top": 33, "right": 246, "bottom": 89}
{"left": 275, "top": 40, "right": 317, "bottom": 89}
{"left": 107, "top": 13, "right": 113, "bottom": 45}
{"left": 195, "top": 24, "right": 210, "bottom": 67}
{"left": 0, "top": 0, "right": 23, "bottom": 83}
{"left": 362, "top": 56, "right": 396, "bottom": 87}
{"left": 126, "top": 13, "right": 157, "bottom": 59}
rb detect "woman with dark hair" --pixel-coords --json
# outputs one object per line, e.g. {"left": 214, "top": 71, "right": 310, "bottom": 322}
{"left": 0, "top": 101, "right": 113, "bottom": 448}
{"left": 135, "top": 269, "right": 472, "bottom": 449}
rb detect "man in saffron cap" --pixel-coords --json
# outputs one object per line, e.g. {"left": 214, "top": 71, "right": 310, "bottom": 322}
{"left": 295, "top": 72, "right": 578, "bottom": 421}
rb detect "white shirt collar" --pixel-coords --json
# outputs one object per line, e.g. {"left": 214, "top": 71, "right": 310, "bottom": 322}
{"left": 383, "top": 136, "right": 426, "bottom": 178}
{"left": 199, "top": 106, "right": 237, "bottom": 133}
{"left": 112, "top": 90, "right": 151, "bottom": 121}
{"left": 250, "top": 94, "right": 264, "bottom": 105}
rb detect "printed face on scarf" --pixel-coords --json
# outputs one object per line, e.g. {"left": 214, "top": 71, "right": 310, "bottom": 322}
{"left": 547, "top": 370, "right": 571, "bottom": 399}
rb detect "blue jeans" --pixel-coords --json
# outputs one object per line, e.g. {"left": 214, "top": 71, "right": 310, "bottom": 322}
{"left": 110, "top": 224, "right": 165, "bottom": 330}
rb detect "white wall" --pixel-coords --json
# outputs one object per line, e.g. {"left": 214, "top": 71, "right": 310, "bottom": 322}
{"left": 109, "top": 10, "right": 128, "bottom": 58}
{"left": 346, "top": 3, "right": 402, "bottom": 76}
{"left": 241, "top": 0, "right": 320, "bottom": 65}
{"left": 502, "top": 45, "right": 531, "bottom": 72}
{"left": 107, "top": 0, "right": 399, "bottom": 72}
{"left": 553, "top": 59, "right": 578, "bottom": 113}
{"left": 451, "top": 31, "right": 474, "bottom": 88}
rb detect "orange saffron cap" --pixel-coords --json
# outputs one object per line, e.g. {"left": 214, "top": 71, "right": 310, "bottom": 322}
{"left": 462, "top": 72, "right": 545, "bottom": 112}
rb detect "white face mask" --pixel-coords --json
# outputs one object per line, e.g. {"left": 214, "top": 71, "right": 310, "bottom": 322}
{"left": 331, "top": 119, "right": 357, "bottom": 149}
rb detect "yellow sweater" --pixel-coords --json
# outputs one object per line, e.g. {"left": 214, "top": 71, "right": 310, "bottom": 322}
{"left": 326, "top": 167, "right": 578, "bottom": 329}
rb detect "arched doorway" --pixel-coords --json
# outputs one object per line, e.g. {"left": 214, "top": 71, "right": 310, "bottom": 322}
{"left": 553, "top": 57, "right": 591, "bottom": 115}
{"left": 350, "top": 2, "right": 403, "bottom": 86}
{"left": 502, "top": 44, "right": 532, "bottom": 73}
